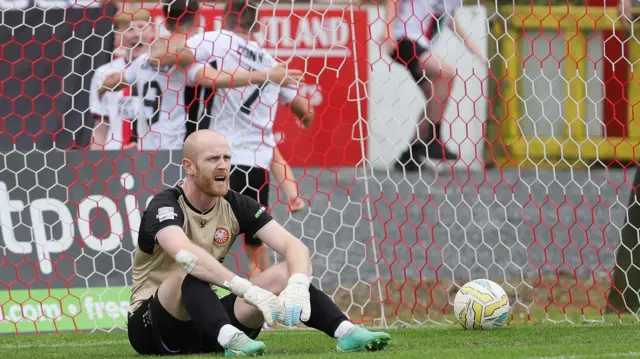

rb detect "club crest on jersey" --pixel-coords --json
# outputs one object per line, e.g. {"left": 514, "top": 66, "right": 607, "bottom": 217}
{"left": 156, "top": 207, "right": 178, "bottom": 222}
{"left": 214, "top": 227, "right": 230, "bottom": 245}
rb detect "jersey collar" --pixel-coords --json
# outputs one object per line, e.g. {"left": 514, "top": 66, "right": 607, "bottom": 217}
{"left": 175, "top": 184, "right": 217, "bottom": 215}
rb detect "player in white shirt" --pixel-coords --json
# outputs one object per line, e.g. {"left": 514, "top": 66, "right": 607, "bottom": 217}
{"left": 186, "top": 0, "right": 315, "bottom": 280}
{"left": 89, "top": 7, "right": 155, "bottom": 151}
{"left": 98, "top": 0, "right": 303, "bottom": 152}
{"left": 382, "top": 0, "right": 486, "bottom": 172}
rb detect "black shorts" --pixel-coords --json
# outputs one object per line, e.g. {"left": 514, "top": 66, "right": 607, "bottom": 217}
{"left": 127, "top": 292, "right": 261, "bottom": 356}
{"left": 229, "top": 164, "right": 270, "bottom": 247}
{"left": 389, "top": 38, "right": 429, "bottom": 84}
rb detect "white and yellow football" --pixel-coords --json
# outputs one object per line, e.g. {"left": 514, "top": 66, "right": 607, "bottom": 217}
{"left": 454, "top": 279, "right": 510, "bottom": 330}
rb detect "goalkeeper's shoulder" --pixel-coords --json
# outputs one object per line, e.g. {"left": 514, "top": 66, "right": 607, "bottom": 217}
{"left": 222, "top": 189, "right": 275, "bottom": 238}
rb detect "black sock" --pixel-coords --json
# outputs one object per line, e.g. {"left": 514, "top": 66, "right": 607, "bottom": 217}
{"left": 302, "top": 285, "right": 349, "bottom": 338}
{"left": 181, "top": 274, "right": 231, "bottom": 344}
{"left": 409, "top": 139, "right": 427, "bottom": 159}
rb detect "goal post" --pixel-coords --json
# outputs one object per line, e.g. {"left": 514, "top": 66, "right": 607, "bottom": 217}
{"left": 607, "top": 166, "right": 640, "bottom": 314}
{"left": 2, "top": 0, "right": 640, "bottom": 336}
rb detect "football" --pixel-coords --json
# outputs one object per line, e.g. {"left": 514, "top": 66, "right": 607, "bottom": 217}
{"left": 454, "top": 279, "right": 510, "bottom": 330}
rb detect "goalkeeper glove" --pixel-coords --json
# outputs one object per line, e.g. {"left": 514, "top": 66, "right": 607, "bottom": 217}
{"left": 277, "top": 273, "right": 311, "bottom": 326}
{"left": 224, "top": 276, "right": 280, "bottom": 326}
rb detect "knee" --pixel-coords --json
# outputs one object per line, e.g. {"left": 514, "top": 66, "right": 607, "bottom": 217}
{"left": 270, "top": 264, "right": 291, "bottom": 294}
{"left": 440, "top": 65, "right": 456, "bottom": 81}
{"left": 424, "top": 63, "right": 456, "bottom": 83}
{"left": 252, "top": 263, "right": 290, "bottom": 295}
{"left": 274, "top": 265, "right": 290, "bottom": 288}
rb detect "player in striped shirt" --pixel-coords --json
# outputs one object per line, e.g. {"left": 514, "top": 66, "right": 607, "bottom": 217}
{"left": 89, "top": 7, "right": 155, "bottom": 150}
{"left": 98, "top": 0, "right": 303, "bottom": 152}
{"left": 382, "top": 0, "right": 487, "bottom": 172}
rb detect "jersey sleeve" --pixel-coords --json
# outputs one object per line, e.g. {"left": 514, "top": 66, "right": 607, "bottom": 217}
{"left": 187, "top": 62, "right": 207, "bottom": 84}
{"left": 187, "top": 32, "right": 216, "bottom": 64}
{"left": 210, "top": 33, "right": 234, "bottom": 66}
{"left": 141, "top": 189, "right": 185, "bottom": 245}
{"left": 186, "top": 32, "right": 223, "bottom": 84}
{"left": 89, "top": 68, "right": 109, "bottom": 117}
{"left": 279, "top": 86, "right": 299, "bottom": 104}
{"left": 225, "top": 190, "right": 274, "bottom": 238}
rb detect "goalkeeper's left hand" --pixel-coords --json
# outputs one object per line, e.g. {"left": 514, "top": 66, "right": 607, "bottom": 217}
{"left": 277, "top": 273, "right": 311, "bottom": 326}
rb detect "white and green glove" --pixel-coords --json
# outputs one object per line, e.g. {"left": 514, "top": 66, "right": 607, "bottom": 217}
{"left": 224, "top": 276, "right": 280, "bottom": 326}
{"left": 277, "top": 273, "right": 312, "bottom": 326}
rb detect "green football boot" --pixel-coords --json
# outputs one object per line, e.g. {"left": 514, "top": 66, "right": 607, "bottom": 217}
{"left": 336, "top": 326, "right": 391, "bottom": 353}
{"left": 224, "top": 332, "right": 266, "bottom": 357}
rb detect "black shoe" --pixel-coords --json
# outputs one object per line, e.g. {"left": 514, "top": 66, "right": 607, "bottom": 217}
{"left": 393, "top": 146, "right": 424, "bottom": 172}
{"left": 426, "top": 140, "right": 458, "bottom": 161}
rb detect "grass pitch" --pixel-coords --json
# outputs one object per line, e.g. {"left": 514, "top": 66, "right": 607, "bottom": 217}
{"left": 0, "top": 324, "right": 638, "bottom": 359}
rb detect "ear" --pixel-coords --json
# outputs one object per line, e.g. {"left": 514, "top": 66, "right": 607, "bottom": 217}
{"left": 183, "top": 158, "right": 195, "bottom": 175}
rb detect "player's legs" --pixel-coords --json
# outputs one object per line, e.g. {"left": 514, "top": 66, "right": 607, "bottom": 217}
{"left": 232, "top": 263, "right": 347, "bottom": 334}
{"left": 229, "top": 164, "right": 272, "bottom": 278}
{"left": 232, "top": 262, "right": 391, "bottom": 352}
{"left": 271, "top": 147, "right": 306, "bottom": 212}
{"left": 390, "top": 38, "right": 433, "bottom": 171}
{"left": 420, "top": 51, "right": 458, "bottom": 163}
{"left": 391, "top": 39, "right": 457, "bottom": 171}
{"left": 128, "top": 268, "right": 266, "bottom": 356}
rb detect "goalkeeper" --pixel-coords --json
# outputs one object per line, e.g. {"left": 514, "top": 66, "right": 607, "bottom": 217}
{"left": 126, "top": 129, "right": 391, "bottom": 356}
{"left": 184, "top": 0, "right": 316, "bottom": 285}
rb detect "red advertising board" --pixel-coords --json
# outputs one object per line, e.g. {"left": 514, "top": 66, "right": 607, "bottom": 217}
{"left": 583, "top": 0, "right": 628, "bottom": 140}
{"left": 149, "top": 5, "right": 369, "bottom": 167}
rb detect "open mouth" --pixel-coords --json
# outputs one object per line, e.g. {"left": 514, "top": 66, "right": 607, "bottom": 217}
{"left": 214, "top": 176, "right": 226, "bottom": 182}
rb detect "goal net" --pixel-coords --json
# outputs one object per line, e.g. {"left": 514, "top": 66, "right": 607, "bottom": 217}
{"left": 1, "top": 0, "right": 639, "bottom": 335}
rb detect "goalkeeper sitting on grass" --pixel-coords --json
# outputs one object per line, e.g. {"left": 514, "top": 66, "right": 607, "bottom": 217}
{"left": 126, "top": 129, "right": 390, "bottom": 356}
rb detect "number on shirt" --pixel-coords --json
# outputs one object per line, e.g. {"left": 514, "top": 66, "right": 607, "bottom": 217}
{"left": 240, "top": 82, "right": 268, "bottom": 115}
{"left": 199, "top": 60, "right": 218, "bottom": 121}
{"left": 132, "top": 80, "right": 162, "bottom": 125}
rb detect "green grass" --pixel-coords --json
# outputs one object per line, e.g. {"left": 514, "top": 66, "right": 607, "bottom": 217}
{"left": 0, "top": 324, "right": 639, "bottom": 359}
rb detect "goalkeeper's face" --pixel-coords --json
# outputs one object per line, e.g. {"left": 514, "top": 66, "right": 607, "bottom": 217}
{"left": 192, "top": 144, "right": 232, "bottom": 197}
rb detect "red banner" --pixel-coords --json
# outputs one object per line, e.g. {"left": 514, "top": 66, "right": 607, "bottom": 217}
{"left": 149, "top": 6, "right": 369, "bottom": 167}
{"left": 583, "top": 0, "right": 628, "bottom": 140}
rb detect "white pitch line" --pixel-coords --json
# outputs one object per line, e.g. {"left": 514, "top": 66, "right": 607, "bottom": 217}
{"left": 0, "top": 339, "right": 128, "bottom": 350}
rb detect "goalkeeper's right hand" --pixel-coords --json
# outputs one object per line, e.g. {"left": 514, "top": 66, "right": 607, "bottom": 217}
{"left": 224, "top": 276, "right": 280, "bottom": 327}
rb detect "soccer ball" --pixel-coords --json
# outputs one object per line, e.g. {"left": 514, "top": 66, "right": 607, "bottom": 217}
{"left": 453, "top": 279, "right": 510, "bottom": 330}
